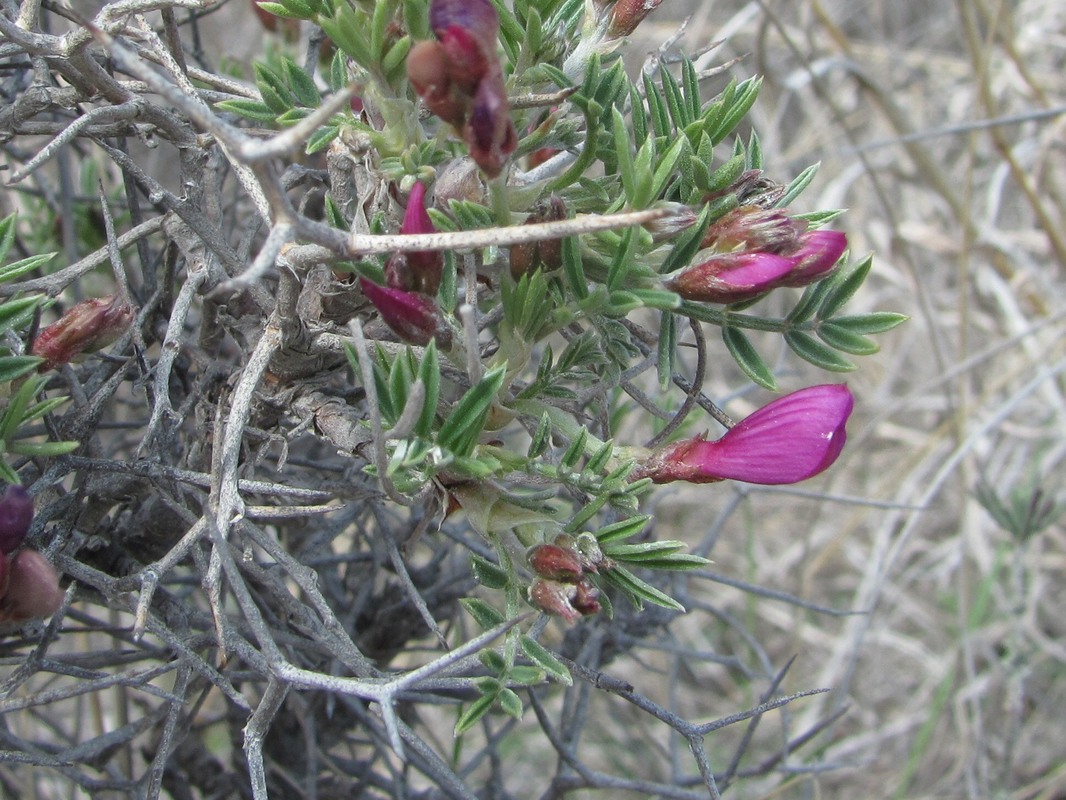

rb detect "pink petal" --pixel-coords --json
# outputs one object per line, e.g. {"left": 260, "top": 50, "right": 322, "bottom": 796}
{"left": 779, "top": 230, "right": 847, "bottom": 287}
{"left": 687, "top": 384, "right": 854, "bottom": 484}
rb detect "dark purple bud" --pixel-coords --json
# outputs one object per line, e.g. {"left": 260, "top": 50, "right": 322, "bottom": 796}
{"left": 400, "top": 182, "right": 444, "bottom": 295}
{"left": 464, "top": 76, "right": 517, "bottom": 179}
{"left": 0, "top": 485, "right": 33, "bottom": 554}
{"left": 430, "top": 0, "right": 500, "bottom": 53}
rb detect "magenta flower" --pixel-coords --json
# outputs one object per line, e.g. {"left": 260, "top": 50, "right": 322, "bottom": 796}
{"left": 633, "top": 384, "right": 854, "bottom": 485}
{"left": 665, "top": 251, "right": 797, "bottom": 304}
{"left": 359, "top": 278, "right": 452, "bottom": 348}
{"left": 778, "top": 230, "right": 848, "bottom": 287}
{"left": 668, "top": 205, "right": 848, "bottom": 304}
{"left": 384, "top": 183, "right": 444, "bottom": 295}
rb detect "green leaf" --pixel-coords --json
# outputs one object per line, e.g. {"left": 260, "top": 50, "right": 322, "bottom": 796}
{"left": 471, "top": 554, "right": 510, "bottom": 590}
{"left": 564, "top": 493, "right": 608, "bottom": 533}
{"left": 828, "top": 312, "right": 909, "bottom": 335}
{"left": 0, "top": 356, "right": 42, "bottom": 383}
{"left": 776, "top": 163, "right": 820, "bottom": 207}
{"left": 707, "top": 76, "right": 760, "bottom": 145}
{"left": 255, "top": 64, "right": 295, "bottom": 113}
{"left": 560, "top": 427, "right": 587, "bottom": 469}
{"left": 612, "top": 106, "right": 636, "bottom": 201}
{"left": 603, "top": 540, "right": 686, "bottom": 560}
{"left": 7, "top": 439, "right": 78, "bottom": 457}
{"left": 722, "top": 326, "right": 777, "bottom": 390}
{"left": 459, "top": 597, "right": 506, "bottom": 630}
{"left": 282, "top": 57, "right": 320, "bottom": 107}
{"left": 657, "top": 311, "right": 676, "bottom": 392}
{"left": 0, "top": 214, "right": 16, "bottom": 262}
{"left": 561, "top": 236, "right": 588, "bottom": 299}
{"left": 593, "top": 515, "right": 652, "bottom": 544}
{"left": 681, "top": 56, "right": 702, "bottom": 121}
{"left": 660, "top": 66, "right": 690, "bottom": 129}
{"left": 415, "top": 339, "right": 440, "bottom": 438}
{"left": 437, "top": 365, "right": 507, "bottom": 457}
{"left": 0, "top": 253, "right": 55, "bottom": 283}
{"left": 703, "top": 152, "right": 745, "bottom": 196}
{"left": 602, "top": 565, "right": 684, "bottom": 611}
{"left": 785, "top": 277, "right": 835, "bottom": 324}
{"left": 0, "top": 375, "right": 41, "bottom": 441}
{"left": 497, "top": 687, "right": 524, "bottom": 720}
{"left": 785, "top": 330, "right": 856, "bottom": 372}
{"left": 818, "top": 255, "right": 872, "bottom": 320}
{"left": 454, "top": 690, "right": 497, "bottom": 735}
{"left": 585, "top": 438, "right": 614, "bottom": 474}
{"left": 527, "top": 412, "right": 552, "bottom": 459}
{"left": 520, "top": 636, "right": 572, "bottom": 684}
{"left": 508, "top": 665, "right": 545, "bottom": 685}
{"left": 816, "top": 321, "right": 880, "bottom": 355}
{"left": 305, "top": 124, "right": 340, "bottom": 155}
{"left": 402, "top": 0, "right": 429, "bottom": 39}
{"left": 216, "top": 98, "right": 278, "bottom": 123}
{"left": 643, "top": 70, "right": 671, "bottom": 138}
{"left": 649, "top": 136, "right": 686, "bottom": 203}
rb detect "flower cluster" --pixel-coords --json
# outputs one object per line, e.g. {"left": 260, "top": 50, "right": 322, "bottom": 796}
{"left": 665, "top": 207, "right": 847, "bottom": 304}
{"left": 526, "top": 538, "right": 605, "bottom": 623}
{"left": 634, "top": 384, "right": 855, "bottom": 485}
{"left": 0, "top": 485, "right": 64, "bottom": 623}
{"left": 31, "top": 295, "right": 133, "bottom": 372}
{"left": 406, "top": 0, "right": 517, "bottom": 177}
{"left": 359, "top": 182, "right": 452, "bottom": 347}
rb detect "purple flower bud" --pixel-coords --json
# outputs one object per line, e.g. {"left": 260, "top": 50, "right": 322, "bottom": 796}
{"left": 0, "top": 549, "right": 64, "bottom": 622}
{"left": 633, "top": 384, "right": 854, "bottom": 485}
{"left": 359, "top": 278, "right": 452, "bottom": 348}
{"left": 0, "top": 485, "right": 34, "bottom": 554}
{"left": 430, "top": 0, "right": 500, "bottom": 56}
{"left": 0, "top": 553, "right": 9, "bottom": 598}
{"left": 666, "top": 251, "right": 796, "bottom": 304}
{"left": 464, "top": 76, "right": 517, "bottom": 179}
{"left": 778, "top": 230, "right": 847, "bottom": 287}
{"left": 400, "top": 182, "right": 444, "bottom": 295}
{"left": 528, "top": 543, "right": 583, "bottom": 583}
{"left": 32, "top": 295, "right": 134, "bottom": 372}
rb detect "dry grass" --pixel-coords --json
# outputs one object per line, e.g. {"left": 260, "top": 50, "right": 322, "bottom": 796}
{"left": 632, "top": 0, "right": 1066, "bottom": 797}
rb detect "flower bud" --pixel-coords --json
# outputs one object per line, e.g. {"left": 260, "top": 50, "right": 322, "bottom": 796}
{"left": 407, "top": 40, "right": 466, "bottom": 126}
{"left": 607, "top": 0, "right": 665, "bottom": 38}
{"left": 632, "top": 384, "right": 854, "bottom": 485}
{"left": 665, "top": 251, "right": 796, "bottom": 304}
{"left": 701, "top": 206, "right": 806, "bottom": 255}
{"left": 399, "top": 182, "right": 444, "bottom": 295}
{"left": 464, "top": 76, "right": 517, "bottom": 179}
{"left": 571, "top": 579, "right": 601, "bottom": 616}
{"left": 777, "top": 230, "right": 847, "bottom": 287}
{"left": 509, "top": 196, "right": 567, "bottom": 280}
{"left": 0, "top": 549, "right": 64, "bottom": 622}
{"left": 528, "top": 578, "right": 580, "bottom": 622}
{"left": 0, "top": 485, "right": 34, "bottom": 554}
{"left": 528, "top": 543, "right": 583, "bottom": 583}
{"left": 32, "top": 295, "right": 134, "bottom": 372}
{"left": 359, "top": 278, "right": 452, "bottom": 348}
{"left": 0, "top": 552, "right": 9, "bottom": 598}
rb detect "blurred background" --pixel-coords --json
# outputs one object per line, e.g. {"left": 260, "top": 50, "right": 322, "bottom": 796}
{"left": 629, "top": 1, "right": 1066, "bottom": 797}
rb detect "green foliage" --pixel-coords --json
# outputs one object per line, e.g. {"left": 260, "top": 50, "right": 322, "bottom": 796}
{"left": 0, "top": 213, "right": 79, "bottom": 483}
